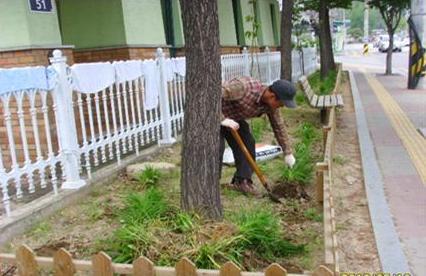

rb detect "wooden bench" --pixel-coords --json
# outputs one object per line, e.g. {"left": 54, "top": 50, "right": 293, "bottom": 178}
{"left": 299, "top": 72, "right": 344, "bottom": 123}
{"left": 298, "top": 75, "right": 344, "bottom": 109}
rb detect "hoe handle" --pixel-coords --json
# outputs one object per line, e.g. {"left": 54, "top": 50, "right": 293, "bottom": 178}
{"left": 230, "top": 128, "right": 270, "bottom": 190}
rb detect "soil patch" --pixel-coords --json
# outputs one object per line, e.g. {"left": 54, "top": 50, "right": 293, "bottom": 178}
{"left": 332, "top": 72, "right": 381, "bottom": 271}
{"left": 272, "top": 182, "right": 310, "bottom": 200}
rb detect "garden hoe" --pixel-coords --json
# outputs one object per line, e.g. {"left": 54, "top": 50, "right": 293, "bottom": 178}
{"left": 230, "top": 128, "right": 282, "bottom": 203}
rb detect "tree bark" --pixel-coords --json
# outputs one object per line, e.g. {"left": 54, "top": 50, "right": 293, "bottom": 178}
{"left": 280, "top": 0, "right": 294, "bottom": 81}
{"left": 179, "top": 0, "right": 223, "bottom": 220}
{"left": 318, "top": 0, "right": 335, "bottom": 79}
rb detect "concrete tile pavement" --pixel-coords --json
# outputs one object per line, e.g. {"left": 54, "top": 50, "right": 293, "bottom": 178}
{"left": 350, "top": 71, "right": 426, "bottom": 275}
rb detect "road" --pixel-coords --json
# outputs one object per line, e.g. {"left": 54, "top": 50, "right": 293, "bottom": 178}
{"left": 337, "top": 43, "right": 410, "bottom": 77}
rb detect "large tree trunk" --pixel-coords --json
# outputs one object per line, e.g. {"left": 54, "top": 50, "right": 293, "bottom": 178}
{"left": 386, "top": 26, "right": 394, "bottom": 75}
{"left": 179, "top": 0, "right": 223, "bottom": 220}
{"left": 280, "top": 0, "right": 294, "bottom": 81}
{"left": 318, "top": 0, "right": 335, "bottom": 79}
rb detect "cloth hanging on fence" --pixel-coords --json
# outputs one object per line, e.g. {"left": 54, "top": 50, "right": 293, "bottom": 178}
{"left": 164, "top": 59, "right": 175, "bottom": 82}
{"left": 141, "top": 60, "right": 160, "bottom": 110}
{"left": 173, "top": 58, "right": 186, "bottom": 77}
{"left": 113, "top": 60, "right": 143, "bottom": 83}
{"left": 71, "top": 62, "right": 115, "bottom": 93}
{"left": 0, "top": 66, "right": 56, "bottom": 95}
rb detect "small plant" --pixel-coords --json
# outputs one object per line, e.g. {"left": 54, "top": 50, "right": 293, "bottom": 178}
{"left": 194, "top": 236, "right": 244, "bottom": 269}
{"left": 308, "top": 70, "right": 337, "bottom": 96}
{"left": 250, "top": 117, "right": 268, "bottom": 140}
{"left": 333, "top": 154, "right": 347, "bottom": 165}
{"left": 232, "top": 209, "right": 304, "bottom": 259}
{"left": 304, "top": 208, "right": 323, "bottom": 222}
{"left": 173, "top": 212, "right": 197, "bottom": 233}
{"left": 295, "top": 91, "right": 308, "bottom": 106}
{"left": 281, "top": 143, "right": 314, "bottom": 185}
{"left": 136, "top": 166, "right": 162, "bottom": 188}
{"left": 296, "top": 122, "right": 319, "bottom": 145}
{"left": 120, "top": 188, "right": 169, "bottom": 225}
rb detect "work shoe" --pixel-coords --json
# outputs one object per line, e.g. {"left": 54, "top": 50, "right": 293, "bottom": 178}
{"left": 231, "top": 178, "right": 259, "bottom": 196}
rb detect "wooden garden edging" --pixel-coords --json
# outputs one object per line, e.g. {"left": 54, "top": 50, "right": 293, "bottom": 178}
{"left": 315, "top": 106, "right": 339, "bottom": 274}
{"left": 0, "top": 245, "right": 336, "bottom": 276}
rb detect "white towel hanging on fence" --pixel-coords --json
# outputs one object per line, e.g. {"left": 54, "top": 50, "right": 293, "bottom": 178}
{"left": 0, "top": 66, "right": 56, "bottom": 95}
{"left": 113, "top": 60, "right": 143, "bottom": 83}
{"left": 164, "top": 59, "right": 175, "bottom": 82}
{"left": 141, "top": 60, "right": 159, "bottom": 110}
{"left": 173, "top": 58, "right": 186, "bottom": 77}
{"left": 71, "top": 62, "right": 115, "bottom": 93}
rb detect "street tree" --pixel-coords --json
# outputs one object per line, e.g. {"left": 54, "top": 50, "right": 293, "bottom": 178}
{"left": 367, "top": 0, "right": 410, "bottom": 75}
{"left": 280, "top": 0, "right": 294, "bottom": 81}
{"left": 303, "top": 0, "right": 352, "bottom": 78}
{"left": 179, "top": 0, "right": 223, "bottom": 220}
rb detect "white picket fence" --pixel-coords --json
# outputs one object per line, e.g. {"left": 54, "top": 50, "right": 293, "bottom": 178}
{"left": 0, "top": 47, "right": 317, "bottom": 218}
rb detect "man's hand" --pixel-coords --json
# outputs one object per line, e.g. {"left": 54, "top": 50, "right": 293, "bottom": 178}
{"left": 285, "top": 154, "right": 296, "bottom": 168}
{"left": 221, "top": 118, "right": 239, "bottom": 130}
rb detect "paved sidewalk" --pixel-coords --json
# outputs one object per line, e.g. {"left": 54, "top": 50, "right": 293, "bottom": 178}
{"left": 349, "top": 69, "right": 426, "bottom": 276}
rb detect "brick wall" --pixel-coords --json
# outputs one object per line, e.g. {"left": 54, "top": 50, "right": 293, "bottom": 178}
{"left": 0, "top": 48, "right": 74, "bottom": 68}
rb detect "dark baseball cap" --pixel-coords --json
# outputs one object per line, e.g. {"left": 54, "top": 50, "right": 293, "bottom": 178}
{"left": 269, "top": 79, "right": 297, "bottom": 108}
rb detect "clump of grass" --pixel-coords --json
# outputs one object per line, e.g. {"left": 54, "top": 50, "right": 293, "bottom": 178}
{"left": 308, "top": 70, "right": 337, "bottom": 96}
{"left": 333, "top": 154, "right": 347, "bottom": 165}
{"left": 250, "top": 117, "right": 268, "bottom": 141}
{"left": 304, "top": 208, "right": 323, "bottom": 222}
{"left": 194, "top": 236, "right": 244, "bottom": 269}
{"left": 232, "top": 209, "right": 305, "bottom": 259}
{"left": 281, "top": 123, "right": 318, "bottom": 185}
{"left": 120, "top": 188, "right": 169, "bottom": 225}
{"left": 136, "top": 166, "right": 162, "bottom": 188}
{"left": 295, "top": 91, "right": 308, "bottom": 106}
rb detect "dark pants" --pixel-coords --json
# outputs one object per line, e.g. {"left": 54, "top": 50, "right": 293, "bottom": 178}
{"left": 220, "top": 120, "right": 255, "bottom": 182}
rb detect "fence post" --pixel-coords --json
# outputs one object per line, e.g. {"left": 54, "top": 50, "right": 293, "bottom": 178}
{"left": 265, "top": 47, "right": 272, "bottom": 84}
{"left": 50, "top": 50, "right": 86, "bottom": 189}
{"left": 156, "top": 48, "right": 176, "bottom": 145}
{"left": 242, "top": 47, "right": 250, "bottom": 77}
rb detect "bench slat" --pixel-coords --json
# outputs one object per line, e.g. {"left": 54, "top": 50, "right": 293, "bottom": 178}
{"left": 324, "top": 95, "right": 331, "bottom": 107}
{"left": 336, "top": 94, "right": 344, "bottom": 106}
{"left": 310, "top": 94, "right": 319, "bottom": 107}
{"left": 330, "top": 95, "right": 337, "bottom": 106}
{"left": 316, "top": 96, "right": 325, "bottom": 108}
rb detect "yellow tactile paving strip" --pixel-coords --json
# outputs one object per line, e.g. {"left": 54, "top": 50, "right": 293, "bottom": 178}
{"left": 363, "top": 72, "right": 426, "bottom": 184}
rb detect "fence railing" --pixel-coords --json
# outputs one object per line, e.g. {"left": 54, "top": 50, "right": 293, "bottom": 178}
{"left": 0, "top": 47, "right": 317, "bottom": 218}
{"left": 0, "top": 245, "right": 335, "bottom": 276}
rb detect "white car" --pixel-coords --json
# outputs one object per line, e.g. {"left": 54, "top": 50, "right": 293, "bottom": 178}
{"left": 378, "top": 35, "right": 402, "bottom": 52}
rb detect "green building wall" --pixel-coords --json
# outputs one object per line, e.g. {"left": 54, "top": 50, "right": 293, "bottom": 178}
{"left": 122, "top": 0, "right": 166, "bottom": 46}
{"left": 0, "top": 0, "right": 61, "bottom": 49}
{"left": 60, "top": 0, "right": 126, "bottom": 49}
{"left": 218, "top": 0, "right": 238, "bottom": 46}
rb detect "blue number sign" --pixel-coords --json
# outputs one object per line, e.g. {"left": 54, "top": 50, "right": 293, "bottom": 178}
{"left": 28, "top": 0, "right": 53, "bottom": 12}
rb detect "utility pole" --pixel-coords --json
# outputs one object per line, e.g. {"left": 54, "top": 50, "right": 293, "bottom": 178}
{"left": 362, "top": 0, "right": 369, "bottom": 55}
{"left": 411, "top": 0, "right": 426, "bottom": 88}
{"left": 363, "top": 0, "right": 369, "bottom": 42}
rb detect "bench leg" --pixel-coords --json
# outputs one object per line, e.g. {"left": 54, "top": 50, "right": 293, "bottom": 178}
{"left": 320, "top": 108, "right": 328, "bottom": 124}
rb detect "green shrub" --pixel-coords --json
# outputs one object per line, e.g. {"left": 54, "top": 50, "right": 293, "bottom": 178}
{"left": 136, "top": 166, "right": 162, "bottom": 187}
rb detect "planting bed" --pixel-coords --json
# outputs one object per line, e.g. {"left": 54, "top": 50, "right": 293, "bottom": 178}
{"left": 1, "top": 89, "right": 328, "bottom": 274}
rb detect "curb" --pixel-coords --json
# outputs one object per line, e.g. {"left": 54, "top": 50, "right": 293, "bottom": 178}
{"left": 349, "top": 71, "right": 411, "bottom": 273}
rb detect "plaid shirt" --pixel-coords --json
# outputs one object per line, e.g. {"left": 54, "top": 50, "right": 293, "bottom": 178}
{"left": 221, "top": 76, "right": 292, "bottom": 155}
